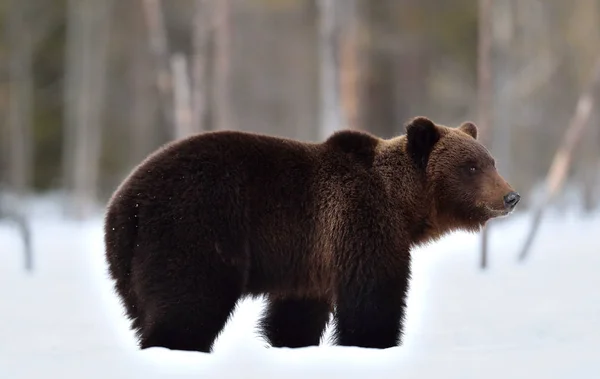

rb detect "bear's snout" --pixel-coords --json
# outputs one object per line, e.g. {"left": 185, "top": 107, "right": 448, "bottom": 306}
{"left": 476, "top": 167, "right": 520, "bottom": 217}
{"left": 503, "top": 191, "right": 520, "bottom": 210}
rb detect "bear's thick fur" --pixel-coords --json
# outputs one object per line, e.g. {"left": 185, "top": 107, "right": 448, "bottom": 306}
{"left": 104, "top": 116, "right": 519, "bottom": 353}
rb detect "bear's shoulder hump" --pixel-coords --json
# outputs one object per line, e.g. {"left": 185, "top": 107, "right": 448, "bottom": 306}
{"left": 324, "top": 130, "right": 380, "bottom": 156}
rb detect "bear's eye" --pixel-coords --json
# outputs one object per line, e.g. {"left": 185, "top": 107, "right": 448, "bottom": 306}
{"left": 463, "top": 164, "right": 478, "bottom": 175}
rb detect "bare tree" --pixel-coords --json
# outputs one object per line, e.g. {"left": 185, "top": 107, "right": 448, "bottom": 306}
{"left": 141, "top": 0, "right": 176, "bottom": 137}
{"left": 129, "top": 4, "right": 159, "bottom": 168}
{"left": 62, "top": 0, "right": 81, "bottom": 205}
{"left": 518, "top": 55, "right": 600, "bottom": 262}
{"left": 6, "top": 0, "right": 34, "bottom": 198}
{"left": 339, "top": 0, "right": 359, "bottom": 131}
{"left": 351, "top": 0, "right": 404, "bottom": 139}
{"left": 64, "top": 0, "right": 113, "bottom": 219}
{"left": 191, "top": 0, "right": 212, "bottom": 133}
{"left": 212, "top": 0, "right": 233, "bottom": 130}
{"left": 477, "top": 0, "right": 493, "bottom": 269}
{"left": 317, "top": 0, "right": 342, "bottom": 140}
{"left": 171, "top": 53, "right": 194, "bottom": 139}
{"left": 5, "top": 0, "right": 34, "bottom": 271}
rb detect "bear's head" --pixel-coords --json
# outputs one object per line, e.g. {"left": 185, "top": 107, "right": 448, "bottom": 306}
{"left": 405, "top": 116, "right": 520, "bottom": 231}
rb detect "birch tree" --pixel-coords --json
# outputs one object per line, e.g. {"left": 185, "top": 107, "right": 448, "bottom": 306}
{"left": 477, "top": 0, "right": 493, "bottom": 269}
{"left": 191, "top": 0, "right": 212, "bottom": 133}
{"left": 5, "top": 0, "right": 34, "bottom": 272}
{"left": 141, "top": 0, "right": 176, "bottom": 137}
{"left": 317, "top": 0, "right": 342, "bottom": 140}
{"left": 338, "top": 0, "right": 359, "bottom": 131}
{"left": 63, "top": 0, "right": 113, "bottom": 219}
{"left": 6, "top": 0, "right": 34, "bottom": 199}
{"left": 212, "top": 0, "right": 234, "bottom": 130}
{"left": 129, "top": 4, "right": 158, "bottom": 167}
{"left": 171, "top": 53, "right": 194, "bottom": 139}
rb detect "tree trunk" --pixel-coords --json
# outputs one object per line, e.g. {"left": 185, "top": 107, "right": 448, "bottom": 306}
{"left": 191, "top": 0, "right": 212, "bottom": 133}
{"left": 129, "top": 4, "right": 158, "bottom": 168}
{"left": 579, "top": 110, "right": 599, "bottom": 213}
{"left": 171, "top": 53, "right": 194, "bottom": 139}
{"left": 65, "top": 0, "right": 113, "bottom": 219}
{"left": 317, "top": 0, "right": 341, "bottom": 140}
{"left": 5, "top": 0, "right": 34, "bottom": 272}
{"left": 477, "top": 0, "right": 494, "bottom": 269}
{"left": 338, "top": 0, "right": 360, "bottom": 131}
{"left": 62, "top": 0, "right": 81, "bottom": 204}
{"left": 141, "top": 0, "right": 176, "bottom": 138}
{"left": 7, "top": 0, "right": 34, "bottom": 198}
{"left": 354, "top": 0, "right": 400, "bottom": 138}
{"left": 212, "top": 0, "right": 234, "bottom": 130}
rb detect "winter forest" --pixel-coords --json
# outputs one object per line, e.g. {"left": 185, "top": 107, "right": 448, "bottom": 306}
{"left": 1, "top": 0, "right": 600, "bottom": 378}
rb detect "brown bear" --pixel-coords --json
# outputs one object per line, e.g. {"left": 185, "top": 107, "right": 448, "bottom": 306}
{"left": 103, "top": 116, "right": 520, "bottom": 353}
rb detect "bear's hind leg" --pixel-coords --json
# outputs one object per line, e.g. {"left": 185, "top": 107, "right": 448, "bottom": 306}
{"left": 139, "top": 293, "right": 239, "bottom": 353}
{"left": 136, "top": 252, "right": 245, "bottom": 353}
{"left": 259, "top": 296, "right": 331, "bottom": 348}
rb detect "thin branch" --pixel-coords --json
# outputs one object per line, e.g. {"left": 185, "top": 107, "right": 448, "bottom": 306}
{"left": 518, "top": 55, "right": 600, "bottom": 262}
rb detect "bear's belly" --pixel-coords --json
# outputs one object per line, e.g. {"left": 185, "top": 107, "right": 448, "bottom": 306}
{"left": 243, "top": 242, "right": 334, "bottom": 300}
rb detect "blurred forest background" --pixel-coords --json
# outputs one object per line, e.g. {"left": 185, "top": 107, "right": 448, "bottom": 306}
{"left": 1, "top": 0, "right": 600, "bottom": 221}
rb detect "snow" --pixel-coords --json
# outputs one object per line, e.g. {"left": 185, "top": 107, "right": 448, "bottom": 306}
{"left": 1, "top": 195, "right": 599, "bottom": 379}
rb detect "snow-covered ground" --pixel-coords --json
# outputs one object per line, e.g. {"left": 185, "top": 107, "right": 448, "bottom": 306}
{"left": 1, "top": 196, "right": 599, "bottom": 379}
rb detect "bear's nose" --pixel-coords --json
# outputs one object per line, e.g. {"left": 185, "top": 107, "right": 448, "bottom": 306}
{"left": 503, "top": 191, "right": 521, "bottom": 209}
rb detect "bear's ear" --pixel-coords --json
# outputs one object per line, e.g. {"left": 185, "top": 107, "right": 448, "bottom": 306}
{"left": 405, "top": 116, "right": 441, "bottom": 169}
{"left": 459, "top": 121, "right": 478, "bottom": 139}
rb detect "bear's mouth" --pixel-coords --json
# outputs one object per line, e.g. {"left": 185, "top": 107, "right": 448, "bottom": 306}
{"left": 483, "top": 205, "right": 513, "bottom": 218}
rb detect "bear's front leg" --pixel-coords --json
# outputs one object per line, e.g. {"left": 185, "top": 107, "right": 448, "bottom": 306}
{"left": 332, "top": 258, "right": 411, "bottom": 349}
{"left": 259, "top": 296, "right": 332, "bottom": 348}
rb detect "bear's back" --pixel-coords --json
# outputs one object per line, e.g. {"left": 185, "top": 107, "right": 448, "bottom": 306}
{"left": 119, "top": 131, "right": 323, "bottom": 222}
{"left": 125, "top": 129, "right": 383, "bottom": 217}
